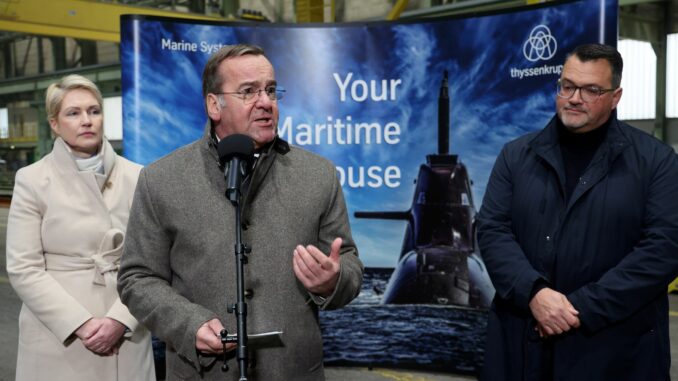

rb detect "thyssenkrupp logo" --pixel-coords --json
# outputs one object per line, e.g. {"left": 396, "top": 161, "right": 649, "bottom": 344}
{"left": 523, "top": 25, "right": 557, "bottom": 62}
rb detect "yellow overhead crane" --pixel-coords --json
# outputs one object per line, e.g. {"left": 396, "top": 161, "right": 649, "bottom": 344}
{"left": 386, "top": 0, "right": 409, "bottom": 21}
{"left": 0, "top": 0, "right": 224, "bottom": 43}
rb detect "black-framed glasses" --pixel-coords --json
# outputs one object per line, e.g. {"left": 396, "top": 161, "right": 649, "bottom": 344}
{"left": 214, "top": 86, "right": 285, "bottom": 104}
{"left": 557, "top": 79, "right": 616, "bottom": 103}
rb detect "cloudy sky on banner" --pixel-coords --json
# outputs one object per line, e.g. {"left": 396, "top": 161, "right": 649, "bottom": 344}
{"left": 121, "top": 0, "right": 616, "bottom": 267}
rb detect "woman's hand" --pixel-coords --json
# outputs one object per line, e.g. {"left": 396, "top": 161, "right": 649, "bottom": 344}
{"left": 75, "top": 318, "right": 126, "bottom": 355}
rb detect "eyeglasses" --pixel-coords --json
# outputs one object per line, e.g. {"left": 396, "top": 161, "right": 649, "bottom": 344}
{"left": 557, "top": 79, "right": 616, "bottom": 103}
{"left": 214, "top": 86, "right": 285, "bottom": 104}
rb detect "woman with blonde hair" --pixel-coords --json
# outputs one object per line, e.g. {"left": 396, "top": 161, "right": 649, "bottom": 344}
{"left": 6, "top": 74, "right": 154, "bottom": 380}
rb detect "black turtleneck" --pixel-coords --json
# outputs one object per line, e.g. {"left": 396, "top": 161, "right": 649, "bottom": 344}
{"left": 557, "top": 118, "right": 610, "bottom": 202}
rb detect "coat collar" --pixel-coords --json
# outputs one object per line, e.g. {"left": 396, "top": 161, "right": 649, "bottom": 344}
{"left": 528, "top": 112, "right": 630, "bottom": 209}
{"left": 52, "top": 137, "right": 117, "bottom": 182}
{"left": 200, "top": 123, "right": 291, "bottom": 209}
{"left": 49, "top": 137, "right": 118, "bottom": 213}
{"left": 202, "top": 123, "right": 291, "bottom": 164}
{"left": 528, "top": 112, "right": 629, "bottom": 170}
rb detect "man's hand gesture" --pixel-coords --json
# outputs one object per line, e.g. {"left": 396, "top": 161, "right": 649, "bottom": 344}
{"left": 293, "top": 237, "right": 342, "bottom": 297}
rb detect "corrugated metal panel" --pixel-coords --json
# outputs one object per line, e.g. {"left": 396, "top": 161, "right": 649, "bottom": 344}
{"left": 617, "top": 39, "right": 656, "bottom": 120}
{"left": 667, "top": 34, "right": 678, "bottom": 118}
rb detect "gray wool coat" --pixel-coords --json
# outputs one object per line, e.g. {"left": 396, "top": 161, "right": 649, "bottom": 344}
{"left": 118, "top": 129, "right": 364, "bottom": 381}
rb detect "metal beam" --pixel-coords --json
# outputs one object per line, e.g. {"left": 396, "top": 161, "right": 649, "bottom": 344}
{"left": 653, "top": 0, "right": 670, "bottom": 141}
{"left": 619, "top": 0, "right": 663, "bottom": 6}
{"left": 619, "top": 9, "right": 661, "bottom": 41}
{"left": 0, "top": 63, "right": 120, "bottom": 95}
{"left": 399, "top": 0, "right": 527, "bottom": 19}
{"left": 387, "top": 0, "right": 410, "bottom": 20}
{"left": 0, "top": 0, "right": 223, "bottom": 43}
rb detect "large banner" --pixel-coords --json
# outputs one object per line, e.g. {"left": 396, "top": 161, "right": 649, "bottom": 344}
{"left": 121, "top": 0, "right": 616, "bottom": 373}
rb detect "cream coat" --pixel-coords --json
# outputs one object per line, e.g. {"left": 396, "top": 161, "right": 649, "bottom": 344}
{"left": 6, "top": 138, "right": 155, "bottom": 381}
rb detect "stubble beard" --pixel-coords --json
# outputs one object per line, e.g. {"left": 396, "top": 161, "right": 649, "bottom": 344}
{"left": 558, "top": 108, "right": 589, "bottom": 131}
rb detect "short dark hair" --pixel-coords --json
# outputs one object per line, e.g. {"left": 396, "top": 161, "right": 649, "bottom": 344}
{"left": 566, "top": 43, "right": 623, "bottom": 88}
{"left": 201, "top": 44, "right": 266, "bottom": 100}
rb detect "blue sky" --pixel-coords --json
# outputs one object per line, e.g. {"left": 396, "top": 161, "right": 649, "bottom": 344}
{"left": 122, "top": 0, "right": 617, "bottom": 267}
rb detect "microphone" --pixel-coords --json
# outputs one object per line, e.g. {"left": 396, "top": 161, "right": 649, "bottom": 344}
{"left": 217, "top": 134, "right": 255, "bottom": 203}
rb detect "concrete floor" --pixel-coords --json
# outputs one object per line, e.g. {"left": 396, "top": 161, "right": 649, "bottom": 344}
{"left": 0, "top": 205, "right": 675, "bottom": 381}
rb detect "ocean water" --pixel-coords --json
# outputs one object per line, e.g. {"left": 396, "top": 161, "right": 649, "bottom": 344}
{"left": 320, "top": 267, "right": 488, "bottom": 375}
{"left": 153, "top": 268, "right": 489, "bottom": 379}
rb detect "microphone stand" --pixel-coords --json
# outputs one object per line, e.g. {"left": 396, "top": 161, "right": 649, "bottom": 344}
{"left": 220, "top": 165, "right": 250, "bottom": 381}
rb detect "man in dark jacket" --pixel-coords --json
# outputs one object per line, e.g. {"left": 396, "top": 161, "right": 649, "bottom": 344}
{"left": 478, "top": 43, "right": 678, "bottom": 380}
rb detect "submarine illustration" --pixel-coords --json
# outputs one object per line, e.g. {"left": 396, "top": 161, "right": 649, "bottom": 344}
{"left": 355, "top": 71, "right": 494, "bottom": 309}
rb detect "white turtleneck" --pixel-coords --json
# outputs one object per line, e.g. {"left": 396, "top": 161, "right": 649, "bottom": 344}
{"left": 66, "top": 142, "right": 110, "bottom": 191}
{"left": 74, "top": 152, "right": 104, "bottom": 174}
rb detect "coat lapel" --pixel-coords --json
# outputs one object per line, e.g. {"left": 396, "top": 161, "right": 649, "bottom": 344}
{"left": 199, "top": 124, "right": 293, "bottom": 226}
{"left": 566, "top": 118, "right": 630, "bottom": 210}
{"left": 200, "top": 125, "right": 230, "bottom": 203}
{"left": 528, "top": 115, "right": 630, "bottom": 213}
{"left": 50, "top": 137, "right": 115, "bottom": 216}
{"left": 529, "top": 116, "right": 567, "bottom": 198}
{"left": 241, "top": 137, "right": 291, "bottom": 224}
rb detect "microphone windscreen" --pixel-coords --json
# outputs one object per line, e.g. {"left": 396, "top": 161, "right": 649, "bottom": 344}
{"left": 217, "top": 134, "right": 255, "bottom": 166}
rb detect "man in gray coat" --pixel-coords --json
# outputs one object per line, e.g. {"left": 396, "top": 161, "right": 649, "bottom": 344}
{"left": 118, "top": 44, "right": 364, "bottom": 380}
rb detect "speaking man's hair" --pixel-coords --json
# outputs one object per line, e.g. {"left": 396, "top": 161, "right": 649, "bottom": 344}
{"left": 202, "top": 44, "right": 266, "bottom": 100}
